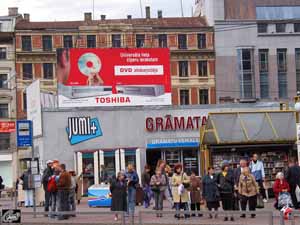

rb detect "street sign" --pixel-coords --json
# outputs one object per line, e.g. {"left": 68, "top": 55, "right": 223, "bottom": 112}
{"left": 16, "top": 120, "right": 33, "bottom": 147}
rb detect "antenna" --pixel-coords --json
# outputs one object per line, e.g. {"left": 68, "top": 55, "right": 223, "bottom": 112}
{"left": 180, "top": 0, "right": 184, "bottom": 17}
{"left": 139, "top": 0, "right": 143, "bottom": 18}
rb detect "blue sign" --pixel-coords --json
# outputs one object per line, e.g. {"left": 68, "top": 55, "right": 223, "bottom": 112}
{"left": 147, "top": 137, "right": 199, "bottom": 149}
{"left": 17, "top": 120, "right": 33, "bottom": 147}
{"left": 66, "top": 117, "right": 102, "bottom": 145}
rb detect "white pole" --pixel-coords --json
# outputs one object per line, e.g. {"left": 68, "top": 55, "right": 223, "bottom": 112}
{"left": 139, "top": 0, "right": 143, "bottom": 18}
{"left": 93, "top": 0, "right": 95, "bottom": 20}
{"left": 180, "top": 0, "right": 184, "bottom": 17}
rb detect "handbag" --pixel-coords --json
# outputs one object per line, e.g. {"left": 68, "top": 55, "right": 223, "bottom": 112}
{"left": 256, "top": 194, "right": 265, "bottom": 209}
{"left": 151, "top": 185, "right": 160, "bottom": 193}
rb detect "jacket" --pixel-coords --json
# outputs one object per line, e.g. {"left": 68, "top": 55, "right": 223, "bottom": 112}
{"left": 42, "top": 166, "right": 53, "bottom": 191}
{"left": 110, "top": 179, "right": 127, "bottom": 212}
{"left": 286, "top": 165, "right": 300, "bottom": 187}
{"left": 57, "top": 171, "right": 72, "bottom": 190}
{"left": 217, "top": 171, "right": 234, "bottom": 194}
{"left": 189, "top": 176, "right": 202, "bottom": 203}
{"left": 202, "top": 174, "right": 220, "bottom": 202}
{"left": 150, "top": 174, "right": 167, "bottom": 192}
{"left": 273, "top": 179, "right": 290, "bottom": 200}
{"left": 249, "top": 160, "right": 265, "bottom": 181}
{"left": 238, "top": 174, "right": 259, "bottom": 197}
{"left": 141, "top": 172, "right": 151, "bottom": 187}
{"left": 172, "top": 172, "right": 190, "bottom": 203}
{"left": 125, "top": 171, "right": 139, "bottom": 188}
{"left": 20, "top": 172, "right": 33, "bottom": 190}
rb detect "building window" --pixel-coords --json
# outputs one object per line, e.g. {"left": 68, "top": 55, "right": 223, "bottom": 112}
{"left": 277, "top": 48, "right": 288, "bottom": 98}
{"left": 295, "top": 48, "right": 300, "bottom": 92}
{"left": 198, "top": 61, "right": 208, "bottom": 77}
{"left": 0, "top": 74, "right": 8, "bottom": 89}
{"left": 179, "top": 61, "right": 188, "bottom": 77}
{"left": 0, "top": 133, "right": 10, "bottom": 150}
{"left": 199, "top": 89, "right": 209, "bottom": 104}
{"left": 63, "top": 35, "right": 73, "bottom": 48}
{"left": 0, "top": 47, "right": 6, "bottom": 59}
{"left": 178, "top": 34, "right": 187, "bottom": 49}
{"left": 22, "top": 63, "right": 33, "bottom": 80}
{"left": 87, "top": 35, "right": 96, "bottom": 48}
{"left": 23, "top": 92, "right": 27, "bottom": 111}
{"left": 295, "top": 23, "right": 300, "bottom": 33}
{"left": 136, "top": 34, "right": 145, "bottom": 48}
{"left": 180, "top": 89, "right": 190, "bottom": 105}
{"left": 276, "top": 23, "right": 286, "bottom": 33}
{"left": 112, "top": 34, "right": 121, "bottom": 48}
{"left": 158, "top": 34, "right": 167, "bottom": 48}
{"left": 257, "top": 23, "right": 268, "bottom": 33}
{"left": 237, "top": 49, "right": 255, "bottom": 99}
{"left": 259, "top": 49, "right": 269, "bottom": 99}
{"left": 197, "top": 33, "right": 206, "bottom": 49}
{"left": 42, "top": 35, "right": 52, "bottom": 51}
{"left": 22, "top": 36, "right": 32, "bottom": 51}
{"left": 0, "top": 104, "right": 8, "bottom": 118}
{"left": 43, "top": 63, "right": 53, "bottom": 79}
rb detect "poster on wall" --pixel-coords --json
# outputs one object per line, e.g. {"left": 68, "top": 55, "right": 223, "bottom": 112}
{"left": 57, "top": 48, "right": 171, "bottom": 107}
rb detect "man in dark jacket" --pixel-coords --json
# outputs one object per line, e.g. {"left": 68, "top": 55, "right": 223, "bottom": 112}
{"left": 42, "top": 160, "right": 53, "bottom": 215}
{"left": 20, "top": 169, "right": 34, "bottom": 207}
{"left": 286, "top": 157, "right": 300, "bottom": 209}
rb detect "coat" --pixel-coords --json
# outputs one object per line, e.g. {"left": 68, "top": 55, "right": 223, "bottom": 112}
{"left": 150, "top": 174, "right": 167, "bottom": 192}
{"left": 172, "top": 172, "right": 190, "bottom": 203}
{"left": 141, "top": 172, "right": 151, "bottom": 187}
{"left": 217, "top": 171, "right": 234, "bottom": 194}
{"left": 286, "top": 165, "right": 300, "bottom": 187}
{"left": 202, "top": 174, "right": 220, "bottom": 202}
{"left": 42, "top": 166, "right": 53, "bottom": 191}
{"left": 238, "top": 174, "right": 259, "bottom": 197}
{"left": 110, "top": 180, "right": 127, "bottom": 212}
{"left": 57, "top": 171, "right": 71, "bottom": 190}
{"left": 20, "top": 172, "right": 34, "bottom": 190}
{"left": 189, "top": 176, "right": 202, "bottom": 203}
{"left": 76, "top": 174, "right": 83, "bottom": 201}
{"left": 273, "top": 179, "right": 290, "bottom": 200}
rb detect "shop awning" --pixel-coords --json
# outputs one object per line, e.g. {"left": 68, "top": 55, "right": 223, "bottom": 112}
{"left": 201, "top": 111, "right": 296, "bottom": 145}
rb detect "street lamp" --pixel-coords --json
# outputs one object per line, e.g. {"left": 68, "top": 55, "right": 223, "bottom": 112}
{"left": 295, "top": 91, "right": 300, "bottom": 164}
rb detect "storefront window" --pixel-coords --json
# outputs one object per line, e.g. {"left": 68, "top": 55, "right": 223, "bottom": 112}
{"left": 183, "top": 149, "right": 199, "bottom": 175}
{"left": 125, "top": 149, "right": 136, "bottom": 168}
{"left": 103, "top": 151, "right": 116, "bottom": 179}
{"left": 165, "top": 149, "right": 181, "bottom": 169}
{"left": 82, "top": 152, "right": 94, "bottom": 195}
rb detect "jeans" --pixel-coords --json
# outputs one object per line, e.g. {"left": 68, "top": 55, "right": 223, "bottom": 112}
{"left": 127, "top": 187, "right": 136, "bottom": 215}
{"left": 69, "top": 189, "right": 76, "bottom": 212}
{"left": 174, "top": 202, "right": 189, "bottom": 218}
{"left": 24, "top": 190, "right": 33, "bottom": 207}
{"left": 50, "top": 192, "right": 57, "bottom": 218}
{"left": 57, "top": 190, "right": 70, "bottom": 220}
{"left": 143, "top": 185, "right": 152, "bottom": 208}
{"left": 153, "top": 191, "right": 164, "bottom": 211}
{"left": 44, "top": 190, "right": 51, "bottom": 212}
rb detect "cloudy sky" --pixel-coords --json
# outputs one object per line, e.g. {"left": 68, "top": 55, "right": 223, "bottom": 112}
{"left": 1, "top": 0, "right": 196, "bottom": 21}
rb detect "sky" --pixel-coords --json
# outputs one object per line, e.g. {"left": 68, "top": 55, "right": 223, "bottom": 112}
{"left": 0, "top": 0, "right": 196, "bottom": 21}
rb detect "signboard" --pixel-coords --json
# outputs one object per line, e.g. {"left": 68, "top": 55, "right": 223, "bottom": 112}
{"left": 16, "top": 120, "right": 32, "bottom": 147}
{"left": 0, "top": 121, "right": 15, "bottom": 133}
{"left": 1, "top": 209, "right": 21, "bottom": 223}
{"left": 147, "top": 137, "right": 200, "bottom": 149}
{"left": 57, "top": 48, "right": 171, "bottom": 107}
{"left": 26, "top": 80, "right": 42, "bottom": 137}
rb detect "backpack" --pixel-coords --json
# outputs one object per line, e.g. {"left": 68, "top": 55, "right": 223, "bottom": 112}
{"left": 47, "top": 176, "right": 57, "bottom": 192}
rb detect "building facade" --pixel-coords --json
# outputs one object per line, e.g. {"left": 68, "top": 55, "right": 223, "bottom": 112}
{"left": 197, "top": 0, "right": 300, "bottom": 103}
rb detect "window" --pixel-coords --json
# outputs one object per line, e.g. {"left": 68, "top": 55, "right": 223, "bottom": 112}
{"left": 198, "top": 61, "right": 208, "bottom": 77}
{"left": 158, "top": 34, "right": 167, "bottom": 48}
{"left": 0, "top": 74, "right": 8, "bottom": 89}
{"left": 23, "top": 92, "right": 27, "bottom": 111}
{"left": 87, "top": 35, "right": 96, "bottom": 48}
{"left": 276, "top": 23, "right": 286, "bottom": 33}
{"left": 112, "top": 34, "right": 121, "bottom": 48}
{"left": 295, "top": 49, "right": 300, "bottom": 92}
{"left": 259, "top": 49, "right": 269, "bottom": 99}
{"left": 197, "top": 33, "right": 206, "bottom": 49}
{"left": 257, "top": 23, "right": 268, "bottom": 33}
{"left": 0, "top": 104, "right": 8, "bottom": 118}
{"left": 295, "top": 23, "right": 300, "bottom": 33}
{"left": 0, "top": 47, "right": 6, "bottom": 59}
{"left": 22, "top": 36, "right": 32, "bottom": 51}
{"left": 63, "top": 35, "right": 73, "bottom": 48}
{"left": 178, "top": 34, "right": 187, "bottom": 49}
{"left": 43, "top": 63, "right": 53, "bottom": 79}
{"left": 136, "top": 34, "right": 145, "bottom": 48}
{"left": 179, "top": 61, "right": 188, "bottom": 77}
{"left": 0, "top": 133, "right": 10, "bottom": 150}
{"left": 199, "top": 89, "right": 209, "bottom": 104}
{"left": 180, "top": 89, "right": 189, "bottom": 105}
{"left": 42, "top": 35, "right": 52, "bottom": 51}
{"left": 22, "top": 63, "right": 33, "bottom": 80}
{"left": 277, "top": 49, "right": 288, "bottom": 98}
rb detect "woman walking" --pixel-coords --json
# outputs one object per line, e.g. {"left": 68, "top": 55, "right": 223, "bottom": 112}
{"left": 141, "top": 165, "right": 152, "bottom": 208}
{"left": 110, "top": 171, "right": 127, "bottom": 221}
{"left": 202, "top": 167, "right": 220, "bottom": 219}
{"left": 150, "top": 169, "right": 167, "bottom": 217}
{"left": 238, "top": 167, "right": 259, "bottom": 218}
{"left": 189, "top": 171, "right": 203, "bottom": 217}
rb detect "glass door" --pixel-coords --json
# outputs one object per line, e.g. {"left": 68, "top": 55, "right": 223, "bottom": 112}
{"left": 82, "top": 152, "right": 95, "bottom": 195}
{"left": 183, "top": 149, "right": 199, "bottom": 175}
{"left": 165, "top": 149, "right": 181, "bottom": 169}
{"left": 103, "top": 151, "right": 116, "bottom": 181}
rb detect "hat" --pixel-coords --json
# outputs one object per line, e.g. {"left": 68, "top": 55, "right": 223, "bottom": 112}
{"left": 46, "top": 160, "right": 53, "bottom": 164}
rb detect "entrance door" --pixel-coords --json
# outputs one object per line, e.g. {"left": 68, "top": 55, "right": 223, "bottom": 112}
{"left": 146, "top": 150, "right": 162, "bottom": 173}
{"left": 165, "top": 149, "right": 181, "bottom": 169}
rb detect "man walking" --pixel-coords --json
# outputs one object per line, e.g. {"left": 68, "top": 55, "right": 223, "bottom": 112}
{"left": 286, "top": 157, "right": 300, "bottom": 209}
{"left": 42, "top": 160, "right": 53, "bottom": 216}
{"left": 57, "top": 164, "right": 71, "bottom": 220}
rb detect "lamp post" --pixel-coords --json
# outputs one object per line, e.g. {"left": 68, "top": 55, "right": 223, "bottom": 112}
{"left": 294, "top": 92, "right": 300, "bottom": 164}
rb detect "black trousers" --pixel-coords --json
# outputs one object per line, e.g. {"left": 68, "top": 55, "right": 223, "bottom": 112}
{"left": 190, "top": 203, "right": 201, "bottom": 215}
{"left": 257, "top": 180, "right": 266, "bottom": 199}
{"left": 44, "top": 190, "right": 51, "bottom": 212}
{"left": 240, "top": 195, "right": 257, "bottom": 212}
{"left": 221, "top": 193, "right": 233, "bottom": 211}
{"left": 290, "top": 185, "right": 299, "bottom": 209}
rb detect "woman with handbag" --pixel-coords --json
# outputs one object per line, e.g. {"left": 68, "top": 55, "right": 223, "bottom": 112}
{"left": 150, "top": 169, "right": 167, "bottom": 217}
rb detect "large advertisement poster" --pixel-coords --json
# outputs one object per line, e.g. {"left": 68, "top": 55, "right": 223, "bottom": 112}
{"left": 57, "top": 48, "right": 171, "bottom": 107}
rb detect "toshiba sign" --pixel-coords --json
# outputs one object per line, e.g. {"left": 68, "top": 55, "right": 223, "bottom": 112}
{"left": 145, "top": 116, "right": 207, "bottom": 132}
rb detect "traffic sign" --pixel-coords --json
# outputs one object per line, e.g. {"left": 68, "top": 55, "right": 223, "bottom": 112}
{"left": 17, "top": 120, "right": 33, "bottom": 147}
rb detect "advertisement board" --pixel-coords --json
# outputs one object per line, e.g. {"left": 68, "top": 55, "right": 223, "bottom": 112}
{"left": 57, "top": 48, "right": 171, "bottom": 107}
{"left": 0, "top": 121, "right": 15, "bottom": 133}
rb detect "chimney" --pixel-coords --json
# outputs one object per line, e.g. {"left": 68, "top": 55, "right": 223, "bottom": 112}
{"left": 127, "top": 15, "right": 132, "bottom": 20}
{"left": 158, "top": 10, "right": 163, "bottom": 19}
{"left": 101, "top": 15, "right": 106, "bottom": 20}
{"left": 8, "top": 7, "right": 18, "bottom": 16}
{"left": 23, "top": 13, "right": 30, "bottom": 21}
{"left": 145, "top": 6, "right": 150, "bottom": 19}
{"left": 84, "top": 12, "right": 92, "bottom": 22}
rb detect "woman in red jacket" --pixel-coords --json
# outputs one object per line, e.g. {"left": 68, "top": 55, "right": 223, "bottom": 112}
{"left": 273, "top": 172, "right": 290, "bottom": 209}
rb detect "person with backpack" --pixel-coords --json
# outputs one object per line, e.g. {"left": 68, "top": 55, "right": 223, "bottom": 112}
{"left": 42, "top": 160, "right": 53, "bottom": 216}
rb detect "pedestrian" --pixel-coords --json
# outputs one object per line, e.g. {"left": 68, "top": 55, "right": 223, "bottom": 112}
{"left": 69, "top": 171, "right": 77, "bottom": 216}
{"left": 42, "top": 160, "right": 53, "bottom": 216}
{"left": 285, "top": 157, "right": 300, "bottom": 209}
{"left": 0, "top": 175, "right": 4, "bottom": 198}
{"left": 202, "top": 167, "right": 220, "bottom": 219}
{"left": 150, "top": 168, "right": 167, "bottom": 217}
{"left": 238, "top": 167, "right": 259, "bottom": 218}
{"left": 273, "top": 172, "right": 290, "bottom": 209}
{"left": 20, "top": 168, "right": 34, "bottom": 207}
{"left": 48, "top": 167, "right": 59, "bottom": 219}
{"left": 234, "top": 159, "right": 248, "bottom": 188}
{"left": 125, "top": 164, "right": 139, "bottom": 216}
{"left": 189, "top": 170, "right": 202, "bottom": 217}
{"left": 100, "top": 165, "right": 109, "bottom": 184}
{"left": 56, "top": 164, "right": 72, "bottom": 220}
{"left": 110, "top": 171, "right": 127, "bottom": 221}
{"left": 249, "top": 154, "right": 267, "bottom": 202}
{"left": 217, "top": 162, "right": 235, "bottom": 221}
{"left": 76, "top": 173, "right": 83, "bottom": 204}
{"left": 141, "top": 164, "right": 152, "bottom": 208}
{"left": 172, "top": 163, "right": 190, "bottom": 220}
{"left": 164, "top": 165, "right": 174, "bottom": 208}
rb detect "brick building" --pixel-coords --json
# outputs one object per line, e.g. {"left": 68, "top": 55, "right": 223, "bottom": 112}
{"left": 15, "top": 8, "right": 215, "bottom": 118}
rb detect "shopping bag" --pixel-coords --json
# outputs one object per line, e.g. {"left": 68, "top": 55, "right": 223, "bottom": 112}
{"left": 295, "top": 185, "right": 300, "bottom": 202}
{"left": 256, "top": 194, "right": 264, "bottom": 208}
